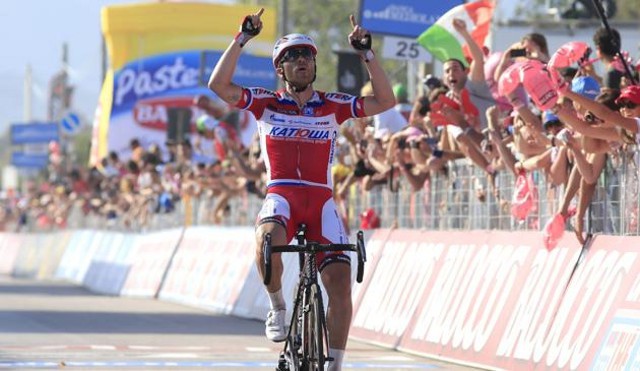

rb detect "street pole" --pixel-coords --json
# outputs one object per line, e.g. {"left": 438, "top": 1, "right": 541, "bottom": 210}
{"left": 23, "top": 64, "right": 32, "bottom": 122}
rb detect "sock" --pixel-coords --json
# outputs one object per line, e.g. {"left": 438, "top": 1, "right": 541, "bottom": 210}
{"left": 327, "top": 348, "right": 345, "bottom": 371}
{"left": 267, "top": 288, "right": 286, "bottom": 311}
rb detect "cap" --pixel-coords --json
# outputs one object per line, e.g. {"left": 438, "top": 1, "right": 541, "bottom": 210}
{"left": 196, "top": 115, "right": 218, "bottom": 132}
{"left": 543, "top": 111, "right": 560, "bottom": 126}
{"left": 571, "top": 76, "right": 600, "bottom": 101}
{"left": 423, "top": 74, "right": 442, "bottom": 90}
{"left": 615, "top": 85, "right": 640, "bottom": 106}
{"left": 392, "top": 83, "right": 408, "bottom": 102}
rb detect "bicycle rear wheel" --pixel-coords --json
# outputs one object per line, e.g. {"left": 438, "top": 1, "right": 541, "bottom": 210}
{"left": 302, "top": 283, "right": 325, "bottom": 370}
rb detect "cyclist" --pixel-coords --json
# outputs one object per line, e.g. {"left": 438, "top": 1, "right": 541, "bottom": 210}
{"left": 208, "top": 8, "right": 394, "bottom": 370}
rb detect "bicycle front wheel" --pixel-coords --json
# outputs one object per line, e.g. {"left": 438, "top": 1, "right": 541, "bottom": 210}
{"left": 302, "top": 283, "right": 325, "bottom": 370}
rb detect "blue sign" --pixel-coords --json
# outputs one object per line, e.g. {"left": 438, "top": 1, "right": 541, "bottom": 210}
{"left": 201, "top": 51, "right": 277, "bottom": 89}
{"left": 111, "top": 51, "right": 276, "bottom": 115}
{"left": 359, "top": 1, "right": 464, "bottom": 38}
{"left": 60, "top": 112, "right": 81, "bottom": 135}
{"left": 11, "top": 152, "right": 49, "bottom": 169}
{"left": 11, "top": 123, "right": 59, "bottom": 145}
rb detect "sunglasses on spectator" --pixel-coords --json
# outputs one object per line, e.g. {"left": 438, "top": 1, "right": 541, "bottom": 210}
{"left": 281, "top": 47, "right": 314, "bottom": 63}
{"left": 619, "top": 101, "right": 638, "bottom": 110}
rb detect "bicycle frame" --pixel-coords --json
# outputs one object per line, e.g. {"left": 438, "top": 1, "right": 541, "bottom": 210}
{"left": 264, "top": 224, "right": 366, "bottom": 371}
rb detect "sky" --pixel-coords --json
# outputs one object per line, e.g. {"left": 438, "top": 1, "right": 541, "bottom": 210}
{"left": 0, "top": 1, "right": 517, "bottom": 135}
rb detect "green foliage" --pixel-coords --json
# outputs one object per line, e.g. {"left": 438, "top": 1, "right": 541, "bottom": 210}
{"left": 515, "top": 0, "right": 638, "bottom": 21}
{"left": 71, "top": 127, "right": 92, "bottom": 167}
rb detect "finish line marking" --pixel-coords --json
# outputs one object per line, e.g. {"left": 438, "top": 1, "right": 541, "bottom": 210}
{"left": 0, "top": 361, "right": 440, "bottom": 369}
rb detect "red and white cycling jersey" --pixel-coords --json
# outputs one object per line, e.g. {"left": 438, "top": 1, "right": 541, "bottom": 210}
{"left": 235, "top": 87, "right": 366, "bottom": 190}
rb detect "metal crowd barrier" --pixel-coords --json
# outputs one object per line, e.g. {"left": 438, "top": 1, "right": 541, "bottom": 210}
{"left": 25, "top": 147, "right": 640, "bottom": 237}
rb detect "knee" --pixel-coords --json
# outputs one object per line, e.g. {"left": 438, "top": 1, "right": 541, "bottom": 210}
{"left": 322, "top": 265, "right": 352, "bottom": 299}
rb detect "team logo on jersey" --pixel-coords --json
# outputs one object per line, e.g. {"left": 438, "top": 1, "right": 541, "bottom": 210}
{"left": 325, "top": 92, "right": 353, "bottom": 103}
{"left": 269, "top": 126, "right": 330, "bottom": 140}
{"left": 269, "top": 114, "right": 286, "bottom": 123}
{"left": 302, "top": 107, "right": 314, "bottom": 116}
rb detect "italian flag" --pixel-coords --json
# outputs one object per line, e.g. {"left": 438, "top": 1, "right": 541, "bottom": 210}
{"left": 417, "top": 0, "right": 495, "bottom": 66}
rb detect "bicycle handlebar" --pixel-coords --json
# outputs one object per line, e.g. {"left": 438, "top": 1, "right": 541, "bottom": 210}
{"left": 269, "top": 243, "right": 357, "bottom": 254}
{"left": 263, "top": 231, "right": 367, "bottom": 285}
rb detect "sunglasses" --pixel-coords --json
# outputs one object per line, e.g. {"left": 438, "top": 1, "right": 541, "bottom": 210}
{"left": 619, "top": 101, "right": 639, "bottom": 110}
{"left": 281, "top": 47, "right": 314, "bottom": 63}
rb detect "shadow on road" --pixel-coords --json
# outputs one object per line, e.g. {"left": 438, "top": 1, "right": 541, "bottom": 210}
{"left": 0, "top": 283, "right": 94, "bottom": 297}
{"left": 0, "top": 310, "right": 264, "bottom": 335}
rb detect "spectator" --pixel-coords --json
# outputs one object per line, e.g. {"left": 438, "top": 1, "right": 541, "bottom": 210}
{"left": 593, "top": 27, "right": 624, "bottom": 90}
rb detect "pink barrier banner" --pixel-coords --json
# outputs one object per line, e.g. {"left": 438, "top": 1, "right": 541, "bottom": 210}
{"left": 159, "top": 227, "right": 254, "bottom": 313}
{"left": 121, "top": 229, "right": 183, "bottom": 297}
{"left": 351, "top": 229, "right": 610, "bottom": 370}
{"left": 0, "top": 233, "right": 22, "bottom": 275}
{"left": 582, "top": 235, "right": 640, "bottom": 371}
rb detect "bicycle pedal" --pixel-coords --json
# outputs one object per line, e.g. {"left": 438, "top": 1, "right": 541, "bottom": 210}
{"left": 276, "top": 352, "right": 289, "bottom": 371}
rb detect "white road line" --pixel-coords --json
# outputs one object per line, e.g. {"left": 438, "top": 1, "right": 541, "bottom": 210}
{"left": 128, "top": 345, "right": 155, "bottom": 350}
{"left": 90, "top": 345, "right": 117, "bottom": 350}
{"left": 141, "top": 353, "right": 200, "bottom": 358}
{"left": 246, "top": 346, "right": 271, "bottom": 352}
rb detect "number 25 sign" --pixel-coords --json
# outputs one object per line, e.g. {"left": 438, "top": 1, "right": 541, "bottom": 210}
{"left": 382, "top": 36, "right": 432, "bottom": 63}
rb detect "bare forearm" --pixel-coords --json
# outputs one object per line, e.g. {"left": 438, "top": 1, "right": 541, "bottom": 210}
{"left": 208, "top": 41, "right": 244, "bottom": 105}
{"left": 363, "top": 57, "right": 395, "bottom": 114}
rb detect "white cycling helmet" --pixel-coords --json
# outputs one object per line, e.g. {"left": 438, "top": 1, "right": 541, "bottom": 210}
{"left": 272, "top": 33, "right": 318, "bottom": 68}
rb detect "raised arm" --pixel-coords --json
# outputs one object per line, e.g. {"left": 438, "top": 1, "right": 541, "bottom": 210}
{"left": 452, "top": 18, "right": 484, "bottom": 83}
{"left": 556, "top": 104, "right": 620, "bottom": 142}
{"left": 563, "top": 89, "right": 637, "bottom": 132}
{"left": 208, "top": 8, "right": 264, "bottom": 106}
{"left": 348, "top": 15, "right": 395, "bottom": 116}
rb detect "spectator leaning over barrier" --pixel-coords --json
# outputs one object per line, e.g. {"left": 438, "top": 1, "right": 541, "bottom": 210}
{"left": 555, "top": 89, "right": 623, "bottom": 243}
{"left": 438, "top": 18, "right": 496, "bottom": 195}
{"left": 207, "top": 9, "right": 394, "bottom": 369}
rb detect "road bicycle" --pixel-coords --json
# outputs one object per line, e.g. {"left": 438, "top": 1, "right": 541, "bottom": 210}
{"left": 263, "top": 223, "right": 366, "bottom": 371}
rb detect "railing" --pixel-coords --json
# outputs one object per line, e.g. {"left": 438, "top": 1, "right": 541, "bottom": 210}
{"left": 19, "top": 147, "right": 640, "bottom": 237}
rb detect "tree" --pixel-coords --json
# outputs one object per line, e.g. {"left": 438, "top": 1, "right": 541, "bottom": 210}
{"left": 515, "top": 0, "right": 637, "bottom": 21}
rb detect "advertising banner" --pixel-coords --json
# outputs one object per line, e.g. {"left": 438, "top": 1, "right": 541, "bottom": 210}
{"left": 358, "top": 0, "right": 464, "bottom": 38}
{"left": 91, "top": 2, "right": 277, "bottom": 163}
{"left": 350, "top": 229, "right": 640, "bottom": 370}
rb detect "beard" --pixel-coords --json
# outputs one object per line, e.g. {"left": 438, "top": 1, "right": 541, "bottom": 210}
{"left": 284, "top": 66, "right": 315, "bottom": 91}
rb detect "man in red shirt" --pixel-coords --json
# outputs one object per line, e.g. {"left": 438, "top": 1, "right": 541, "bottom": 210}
{"left": 208, "top": 9, "right": 394, "bottom": 370}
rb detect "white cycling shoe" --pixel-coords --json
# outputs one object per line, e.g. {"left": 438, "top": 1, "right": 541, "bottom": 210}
{"left": 265, "top": 309, "right": 287, "bottom": 342}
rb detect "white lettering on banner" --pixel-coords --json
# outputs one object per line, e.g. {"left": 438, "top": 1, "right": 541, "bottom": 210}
{"left": 114, "top": 58, "right": 199, "bottom": 106}
{"left": 352, "top": 241, "right": 444, "bottom": 336}
{"left": 546, "top": 250, "right": 636, "bottom": 369}
{"left": 455, "top": 245, "right": 528, "bottom": 351}
{"left": 626, "top": 274, "right": 640, "bottom": 302}
{"left": 497, "top": 249, "right": 637, "bottom": 369}
{"left": 135, "top": 104, "right": 167, "bottom": 124}
{"left": 498, "top": 248, "right": 573, "bottom": 361}
{"left": 352, "top": 241, "right": 402, "bottom": 331}
{"left": 351, "top": 239, "right": 384, "bottom": 301}
{"left": 410, "top": 244, "right": 528, "bottom": 351}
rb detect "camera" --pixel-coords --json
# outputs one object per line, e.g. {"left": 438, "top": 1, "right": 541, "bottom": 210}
{"left": 509, "top": 48, "right": 527, "bottom": 58}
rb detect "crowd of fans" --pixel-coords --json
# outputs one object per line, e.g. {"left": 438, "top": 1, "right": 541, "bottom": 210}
{"left": 2, "top": 21, "right": 640, "bottom": 247}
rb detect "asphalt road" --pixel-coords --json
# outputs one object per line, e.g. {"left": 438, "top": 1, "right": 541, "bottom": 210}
{"left": 0, "top": 276, "right": 481, "bottom": 370}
